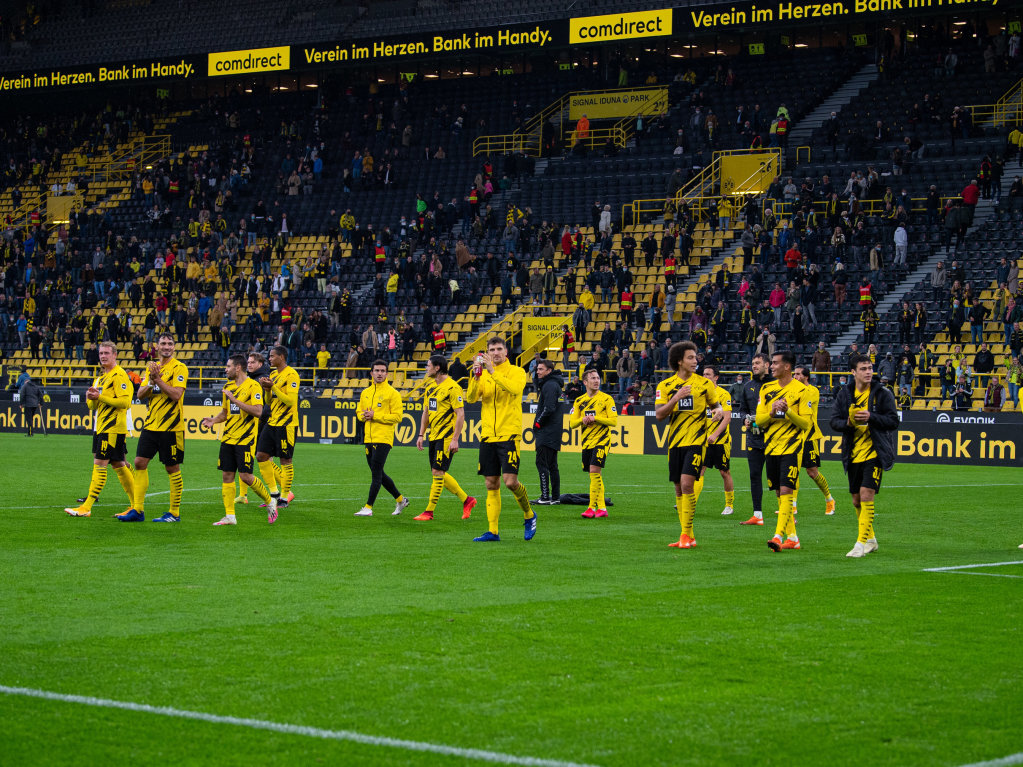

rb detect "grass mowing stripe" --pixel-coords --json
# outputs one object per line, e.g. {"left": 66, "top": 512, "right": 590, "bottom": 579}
{"left": 0, "top": 685, "right": 602, "bottom": 767}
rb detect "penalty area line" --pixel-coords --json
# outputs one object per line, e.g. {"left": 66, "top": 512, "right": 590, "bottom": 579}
{"left": 958, "top": 752, "right": 1023, "bottom": 767}
{"left": 922, "top": 561, "right": 1023, "bottom": 579}
{"left": 0, "top": 685, "right": 602, "bottom": 767}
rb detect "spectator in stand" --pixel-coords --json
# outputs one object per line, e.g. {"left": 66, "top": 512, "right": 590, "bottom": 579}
{"left": 931, "top": 260, "right": 947, "bottom": 304}
{"left": 983, "top": 376, "right": 1005, "bottom": 412}
{"left": 893, "top": 223, "right": 908, "bottom": 267}
{"left": 1006, "top": 355, "right": 1021, "bottom": 406}
{"left": 952, "top": 371, "right": 973, "bottom": 411}
{"left": 973, "top": 342, "right": 995, "bottom": 389}
{"left": 811, "top": 342, "right": 831, "bottom": 384}
{"left": 969, "top": 300, "right": 989, "bottom": 345}
{"left": 769, "top": 282, "right": 785, "bottom": 326}
{"left": 946, "top": 298, "right": 966, "bottom": 345}
{"left": 917, "top": 343, "right": 936, "bottom": 396}
{"left": 960, "top": 178, "right": 980, "bottom": 225}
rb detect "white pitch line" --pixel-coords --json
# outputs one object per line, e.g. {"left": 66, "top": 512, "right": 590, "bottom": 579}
{"left": 922, "top": 561, "right": 1023, "bottom": 579}
{"left": 957, "top": 752, "right": 1023, "bottom": 767}
{"left": 922, "top": 561, "right": 1023, "bottom": 572}
{"left": 0, "top": 685, "right": 600, "bottom": 767}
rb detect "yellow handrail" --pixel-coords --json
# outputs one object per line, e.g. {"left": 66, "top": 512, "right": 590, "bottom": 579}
{"left": 967, "top": 77, "right": 1023, "bottom": 126}
{"left": 474, "top": 86, "right": 669, "bottom": 158}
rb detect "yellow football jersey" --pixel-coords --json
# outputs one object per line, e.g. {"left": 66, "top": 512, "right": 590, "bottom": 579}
{"left": 90, "top": 364, "right": 133, "bottom": 435}
{"left": 267, "top": 365, "right": 300, "bottom": 427}
{"left": 466, "top": 360, "right": 527, "bottom": 442}
{"left": 569, "top": 390, "right": 618, "bottom": 449}
{"left": 849, "top": 388, "right": 878, "bottom": 462}
{"left": 221, "top": 378, "right": 263, "bottom": 446}
{"left": 706, "top": 384, "right": 732, "bottom": 448}
{"left": 140, "top": 358, "right": 188, "bottom": 432}
{"left": 756, "top": 378, "right": 811, "bottom": 456}
{"left": 804, "top": 382, "right": 824, "bottom": 441}
{"left": 655, "top": 372, "right": 717, "bottom": 448}
{"left": 426, "top": 376, "right": 464, "bottom": 442}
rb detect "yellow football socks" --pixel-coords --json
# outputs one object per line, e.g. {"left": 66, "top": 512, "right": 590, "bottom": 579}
{"left": 222, "top": 483, "right": 235, "bottom": 516}
{"left": 724, "top": 490, "right": 735, "bottom": 508}
{"left": 426, "top": 475, "right": 444, "bottom": 512}
{"left": 776, "top": 493, "right": 795, "bottom": 539}
{"left": 248, "top": 476, "right": 271, "bottom": 504}
{"left": 133, "top": 466, "right": 149, "bottom": 511}
{"left": 588, "top": 472, "right": 606, "bottom": 510}
{"left": 675, "top": 494, "right": 686, "bottom": 530}
{"left": 486, "top": 488, "right": 501, "bottom": 533}
{"left": 281, "top": 463, "right": 294, "bottom": 497}
{"left": 511, "top": 482, "right": 532, "bottom": 519}
{"left": 81, "top": 466, "right": 107, "bottom": 511}
{"left": 258, "top": 460, "right": 279, "bottom": 494}
{"left": 681, "top": 492, "right": 696, "bottom": 537}
{"left": 814, "top": 471, "right": 832, "bottom": 498}
{"left": 858, "top": 500, "right": 875, "bottom": 543}
{"left": 693, "top": 475, "right": 705, "bottom": 504}
{"left": 168, "top": 470, "right": 183, "bottom": 517}
{"left": 443, "top": 473, "right": 468, "bottom": 502}
{"left": 113, "top": 465, "right": 135, "bottom": 505}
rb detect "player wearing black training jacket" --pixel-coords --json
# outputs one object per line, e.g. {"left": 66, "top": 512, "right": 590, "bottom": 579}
{"left": 533, "top": 358, "right": 563, "bottom": 504}
{"left": 737, "top": 353, "right": 772, "bottom": 525}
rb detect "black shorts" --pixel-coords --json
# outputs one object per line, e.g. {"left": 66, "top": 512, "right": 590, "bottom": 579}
{"left": 766, "top": 451, "right": 802, "bottom": 492}
{"left": 136, "top": 429, "right": 185, "bottom": 466}
{"left": 801, "top": 438, "right": 822, "bottom": 469}
{"left": 218, "top": 442, "right": 254, "bottom": 474}
{"left": 92, "top": 432, "right": 126, "bottom": 462}
{"left": 366, "top": 443, "right": 391, "bottom": 470}
{"left": 429, "top": 439, "right": 453, "bottom": 472}
{"left": 848, "top": 459, "right": 884, "bottom": 494}
{"left": 478, "top": 440, "right": 520, "bottom": 477}
{"left": 581, "top": 445, "right": 609, "bottom": 470}
{"left": 256, "top": 424, "right": 296, "bottom": 460}
{"left": 705, "top": 442, "right": 731, "bottom": 471}
{"left": 668, "top": 445, "right": 705, "bottom": 483}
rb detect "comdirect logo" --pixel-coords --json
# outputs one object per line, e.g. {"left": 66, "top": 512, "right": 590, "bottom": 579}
{"left": 569, "top": 10, "right": 672, "bottom": 44}
{"left": 208, "top": 46, "right": 290, "bottom": 77}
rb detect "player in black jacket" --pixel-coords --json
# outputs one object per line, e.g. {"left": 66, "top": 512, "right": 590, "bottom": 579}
{"left": 533, "top": 359, "right": 563, "bottom": 504}
{"left": 737, "top": 353, "right": 773, "bottom": 525}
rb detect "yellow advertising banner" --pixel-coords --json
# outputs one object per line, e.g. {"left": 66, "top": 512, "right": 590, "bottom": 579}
{"left": 207, "top": 46, "right": 290, "bottom": 77}
{"left": 569, "top": 9, "right": 672, "bottom": 44}
{"left": 568, "top": 87, "right": 668, "bottom": 121}
{"left": 521, "top": 316, "right": 572, "bottom": 350}
{"left": 719, "top": 152, "right": 778, "bottom": 196}
{"left": 520, "top": 414, "right": 646, "bottom": 455}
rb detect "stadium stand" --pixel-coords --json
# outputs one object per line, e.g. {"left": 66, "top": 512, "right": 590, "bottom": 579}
{"left": 1, "top": 1, "right": 1021, "bottom": 414}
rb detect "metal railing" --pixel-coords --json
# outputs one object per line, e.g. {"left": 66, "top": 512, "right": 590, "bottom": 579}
{"left": 473, "top": 86, "right": 668, "bottom": 158}
{"left": 761, "top": 194, "right": 963, "bottom": 219}
{"left": 967, "top": 77, "right": 1023, "bottom": 127}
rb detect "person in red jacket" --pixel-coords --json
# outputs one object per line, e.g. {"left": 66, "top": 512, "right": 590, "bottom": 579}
{"left": 961, "top": 179, "right": 980, "bottom": 226}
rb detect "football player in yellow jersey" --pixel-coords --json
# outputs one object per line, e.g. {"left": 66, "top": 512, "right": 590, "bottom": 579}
{"left": 569, "top": 367, "right": 617, "bottom": 518}
{"left": 655, "top": 341, "right": 723, "bottom": 549}
{"left": 756, "top": 350, "right": 812, "bottom": 552}
{"left": 793, "top": 367, "right": 837, "bottom": 516}
{"left": 699, "top": 365, "right": 736, "bottom": 517}
{"left": 65, "top": 341, "right": 136, "bottom": 517}
{"left": 201, "top": 355, "right": 275, "bottom": 526}
{"left": 829, "top": 353, "right": 899, "bottom": 558}
{"left": 414, "top": 355, "right": 476, "bottom": 521}
{"left": 354, "top": 360, "right": 410, "bottom": 517}
{"left": 128, "top": 333, "right": 187, "bottom": 523}
{"left": 255, "top": 345, "right": 301, "bottom": 511}
{"left": 466, "top": 336, "right": 535, "bottom": 542}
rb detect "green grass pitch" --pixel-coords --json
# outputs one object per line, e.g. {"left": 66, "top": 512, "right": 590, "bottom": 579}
{"left": 1, "top": 434, "right": 1021, "bottom": 767}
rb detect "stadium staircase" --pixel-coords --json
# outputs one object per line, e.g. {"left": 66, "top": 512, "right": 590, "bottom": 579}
{"left": 785, "top": 63, "right": 879, "bottom": 158}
